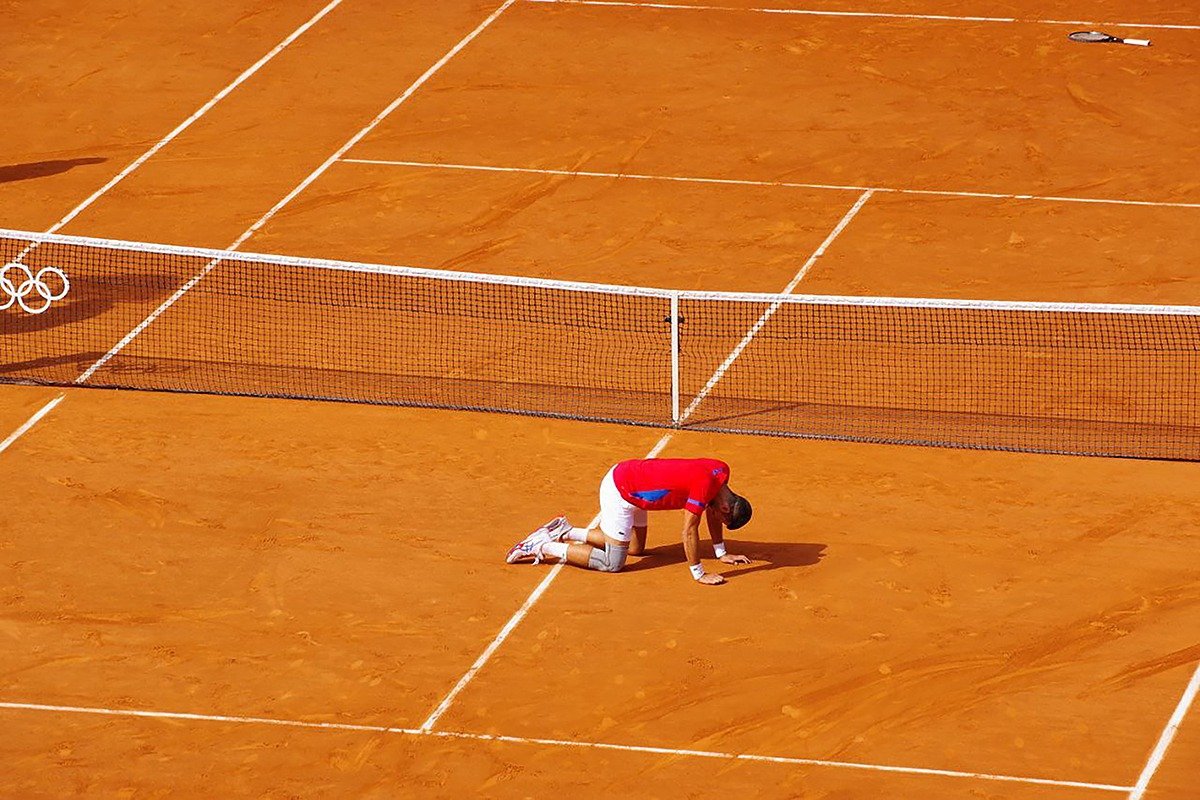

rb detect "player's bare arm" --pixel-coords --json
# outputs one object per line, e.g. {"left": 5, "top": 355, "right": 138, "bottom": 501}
{"left": 506, "top": 457, "right": 751, "bottom": 581}
{"left": 706, "top": 501, "right": 750, "bottom": 566}
{"left": 683, "top": 510, "right": 725, "bottom": 585}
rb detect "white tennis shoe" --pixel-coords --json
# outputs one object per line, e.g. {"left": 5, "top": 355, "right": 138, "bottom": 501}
{"left": 505, "top": 515, "right": 571, "bottom": 564}
{"left": 505, "top": 529, "right": 551, "bottom": 564}
{"left": 544, "top": 515, "right": 573, "bottom": 541}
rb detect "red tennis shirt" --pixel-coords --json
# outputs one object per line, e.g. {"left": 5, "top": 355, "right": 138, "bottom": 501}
{"left": 612, "top": 458, "right": 730, "bottom": 514}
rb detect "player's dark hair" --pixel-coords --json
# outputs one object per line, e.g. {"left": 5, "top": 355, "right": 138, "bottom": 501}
{"left": 726, "top": 493, "right": 752, "bottom": 530}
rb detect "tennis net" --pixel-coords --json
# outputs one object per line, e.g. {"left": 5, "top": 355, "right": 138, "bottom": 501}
{"left": 2, "top": 227, "right": 1198, "bottom": 460}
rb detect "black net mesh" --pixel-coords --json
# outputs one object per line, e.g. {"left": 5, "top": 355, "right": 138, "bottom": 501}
{"left": 3, "top": 229, "right": 1197, "bottom": 460}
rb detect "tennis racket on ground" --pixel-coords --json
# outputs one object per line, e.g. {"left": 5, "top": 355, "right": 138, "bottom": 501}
{"left": 1068, "top": 31, "right": 1151, "bottom": 46}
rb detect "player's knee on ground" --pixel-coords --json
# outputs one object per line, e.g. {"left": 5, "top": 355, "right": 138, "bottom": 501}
{"left": 587, "top": 539, "right": 629, "bottom": 573}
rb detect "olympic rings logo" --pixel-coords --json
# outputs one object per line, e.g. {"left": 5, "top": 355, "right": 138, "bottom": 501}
{"left": 1, "top": 262, "right": 70, "bottom": 315}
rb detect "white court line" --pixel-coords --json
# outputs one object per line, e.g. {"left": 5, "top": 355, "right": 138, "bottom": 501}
{"left": 29, "top": 0, "right": 346, "bottom": 247}
{"left": 423, "top": 186, "right": 870, "bottom": 730}
{"left": 0, "top": 700, "right": 1132, "bottom": 792}
{"left": 419, "top": 562, "right": 567, "bottom": 731}
{"left": 1127, "top": 662, "right": 1200, "bottom": 799}
{"left": 76, "top": 0, "right": 522, "bottom": 384}
{"left": 23, "top": 0, "right": 347, "bottom": 389}
{"left": 526, "top": 0, "right": 1200, "bottom": 31}
{"left": 420, "top": 431, "right": 674, "bottom": 731}
{"left": 341, "top": 159, "right": 1200, "bottom": 210}
{"left": 435, "top": 729, "right": 1130, "bottom": 791}
{"left": 0, "top": 395, "right": 65, "bottom": 455}
{"left": 227, "top": 0, "right": 522, "bottom": 252}
{"left": 681, "top": 190, "right": 872, "bottom": 421}
{"left": 74, "top": 254, "right": 229, "bottom": 383}
{"left": 0, "top": 701, "right": 421, "bottom": 736}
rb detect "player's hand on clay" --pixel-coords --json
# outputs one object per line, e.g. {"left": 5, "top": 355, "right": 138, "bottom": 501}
{"left": 719, "top": 553, "right": 750, "bottom": 565}
{"left": 698, "top": 573, "right": 726, "bottom": 585}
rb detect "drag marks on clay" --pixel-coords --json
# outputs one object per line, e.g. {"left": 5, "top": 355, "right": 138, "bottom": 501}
{"left": 1097, "top": 645, "right": 1200, "bottom": 694}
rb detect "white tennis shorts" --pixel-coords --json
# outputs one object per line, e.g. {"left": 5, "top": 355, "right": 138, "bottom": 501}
{"left": 599, "top": 466, "right": 647, "bottom": 542}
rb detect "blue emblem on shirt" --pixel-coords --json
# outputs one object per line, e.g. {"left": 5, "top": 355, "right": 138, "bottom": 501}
{"left": 631, "top": 489, "right": 671, "bottom": 502}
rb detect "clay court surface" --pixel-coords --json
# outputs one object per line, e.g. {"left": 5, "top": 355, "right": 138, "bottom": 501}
{"left": 2, "top": 1, "right": 1198, "bottom": 797}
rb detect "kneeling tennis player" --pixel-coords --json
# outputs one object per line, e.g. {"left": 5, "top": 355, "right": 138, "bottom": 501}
{"left": 505, "top": 457, "right": 752, "bottom": 585}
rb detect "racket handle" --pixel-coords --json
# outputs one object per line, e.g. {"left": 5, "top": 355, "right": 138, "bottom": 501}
{"left": 1123, "top": 38, "right": 1151, "bottom": 46}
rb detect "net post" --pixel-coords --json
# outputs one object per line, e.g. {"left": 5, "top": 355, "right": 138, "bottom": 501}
{"left": 670, "top": 292, "right": 681, "bottom": 425}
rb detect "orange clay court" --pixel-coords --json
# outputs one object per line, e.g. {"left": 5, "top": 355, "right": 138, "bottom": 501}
{"left": 1, "top": 1, "right": 1198, "bottom": 798}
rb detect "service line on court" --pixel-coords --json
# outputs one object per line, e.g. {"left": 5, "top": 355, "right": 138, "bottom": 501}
{"left": 526, "top": 0, "right": 1200, "bottom": 31}
{"left": 423, "top": 182, "right": 872, "bottom": 728}
{"left": 420, "top": 431, "right": 675, "bottom": 731}
{"left": 681, "top": 189, "right": 872, "bottom": 420}
{"left": 77, "top": 0, "right": 523, "bottom": 385}
{"left": 0, "top": 701, "right": 1135, "bottom": 793}
{"left": 342, "top": 159, "right": 1200, "bottom": 210}
{"left": 419, "top": 561, "right": 568, "bottom": 731}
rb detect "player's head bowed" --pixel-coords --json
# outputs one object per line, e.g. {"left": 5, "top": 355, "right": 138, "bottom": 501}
{"left": 726, "top": 491, "right": 752, "bottom": 530}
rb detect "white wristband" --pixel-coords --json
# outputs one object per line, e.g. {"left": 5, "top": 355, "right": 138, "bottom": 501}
{"left": 689, "top": 563, "right": 706, "bottom": 581}
{"left": 713, "top": 542, "right": 727, "bottom": 559}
